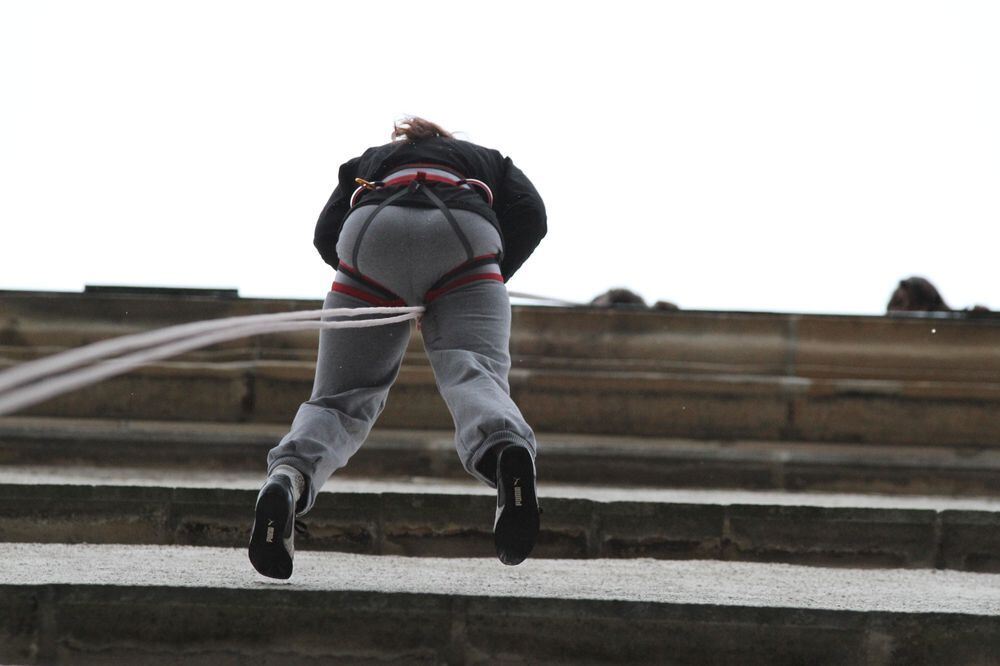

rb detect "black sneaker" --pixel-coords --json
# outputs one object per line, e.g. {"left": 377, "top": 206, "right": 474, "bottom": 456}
{"left": 493, "top": 445, "right": 540, "bottom": 566}
{"left": 248, "top": 475, "right": 296, "bottom": 579}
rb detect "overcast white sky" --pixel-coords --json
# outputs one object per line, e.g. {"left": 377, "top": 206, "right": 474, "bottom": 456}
{"left": 1, "top": 1, "right": 997, "bottom": 314}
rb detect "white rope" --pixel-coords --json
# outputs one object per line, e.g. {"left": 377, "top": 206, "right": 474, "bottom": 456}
{"left": 507, "top": 291, "right": 580, "bottom": 307}
{"left": 0, "top": 306, "right": 423, "bottom": 416}
{"left": 0, "top": 305, "right": 422, "bottom": 395}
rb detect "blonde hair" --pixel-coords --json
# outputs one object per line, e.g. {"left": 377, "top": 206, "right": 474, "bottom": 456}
{"left": 391, "top": 116, "right": 453, "bottom": 142}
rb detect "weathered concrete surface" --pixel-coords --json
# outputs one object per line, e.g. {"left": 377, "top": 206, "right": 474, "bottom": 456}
{"left": 4, "top": 289, "right": 1000, "bottom": 447}
{"left": 3, "top": 475, "right": 1000, "bottom": 570}
{"left": 5, "top": 465, "right": 1000, "bottom": 510}
{"left": 5, "top": 357, "right": 998, "bottom": 446}
{"left": 4, "top": 288, "right": 1000, "bottom": 382}
{"left": 3, "top": 417, "right": 999, "bottom": 496}
{"left": 5, "top": 290, "right": 1000, "bottom": 663}
{"left": 2, "top": 544, "right": 1000, "bottom": 665}
{"left": 7, "top": 544, "right": 1000, "bottom": 613}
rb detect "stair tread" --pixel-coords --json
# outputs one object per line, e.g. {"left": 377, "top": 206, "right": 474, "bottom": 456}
{"left": 3, "top": 542, "right": 999, "bottom": 616}
{"left": 3, "top": 465, "right": 1000, "bottom": 512}
{"left": 3, "top": 416, "right": 998, "bottom": 469}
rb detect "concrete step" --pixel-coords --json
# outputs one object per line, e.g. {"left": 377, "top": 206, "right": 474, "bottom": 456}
{"left": 3, "top": 543, "right": 999, "bottom": 664}
{"left": 3, "top": 468, "right": 999, "bottom": 571}
{"left": 5, "top": 292, "right": 1000, "bottom": 447}
{"left": 5, "top": 353, "right": 999, "bottom": 446}
{"left": 2, "top": 417, "right": 998, "bottom": 496}
{"left": 5, "top": 288, "right": 1000, "bottom": 383}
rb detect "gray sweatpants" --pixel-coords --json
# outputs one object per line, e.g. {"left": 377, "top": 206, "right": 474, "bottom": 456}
{"left": 267, "top": 203, "right": 537, "bottom": 514}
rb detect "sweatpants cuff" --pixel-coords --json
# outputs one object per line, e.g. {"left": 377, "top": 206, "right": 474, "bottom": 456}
{"left": 267, "top": 457, "right": 314, "bottom": 515}
{"left": 469, "top": 430, "right": 534, "bottom": 488}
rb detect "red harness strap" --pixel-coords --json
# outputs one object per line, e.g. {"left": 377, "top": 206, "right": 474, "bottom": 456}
{"left": 333, "top": 261, "right": 407, "bottom": 307}
{"left": 424, "top": 272, "right": 504, "bottom": 304}
{"left": 331, "top": 282, "right": 406, "bottom": 307}
{"left": 423, "top": 253, "right": 504, "bottom": 303}
{"left": 351, "top": 165, "right": 494, "bottom": 208}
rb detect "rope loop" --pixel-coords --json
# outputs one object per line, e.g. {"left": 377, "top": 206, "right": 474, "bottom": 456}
{"left": 0, "top": 305, "right": 425, "bottom": 416}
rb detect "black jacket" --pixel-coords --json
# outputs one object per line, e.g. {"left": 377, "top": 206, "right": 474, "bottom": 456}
{"left": 313, "top": 137, "right": 547, "bottom": 280}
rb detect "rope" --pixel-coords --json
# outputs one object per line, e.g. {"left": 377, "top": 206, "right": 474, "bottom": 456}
{"left": 507, "top": 291, "right": 580, "bottom": 307}
{"left": 0, "top": 291, "right": 579, "bottom": 417}
{"left": 0, "top": 305, "right": 423, "bottom": 416}
{"left": 0, "top": 305, "right": 422, "bottom": 394}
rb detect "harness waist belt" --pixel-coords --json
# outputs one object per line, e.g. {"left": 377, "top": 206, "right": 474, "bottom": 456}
{"left": 351, "top": 164, "right": 494, "bottom": 208}
{"left": 382, "top": 167, "right": 469, "bottom": 188}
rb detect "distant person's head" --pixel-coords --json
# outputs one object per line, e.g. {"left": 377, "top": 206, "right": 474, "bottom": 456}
{"left": 391, "top": 117, "right": 453, "bottom": 142}
{"left": 590, "top": 288, "right": 646, "bottom": 309}
{"left": 887, "top": 277, "right": 951, "bottom": 313}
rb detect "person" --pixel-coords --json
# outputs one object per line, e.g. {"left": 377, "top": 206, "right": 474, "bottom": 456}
{"left": 886, "top": 276, "right": 951, "bottom": 312}
{"left": 887, "top": 276, "right": 992, "bottom": 314}
{"left": 248, "top": 117, "right": 547, "bottom": 578}
{"left": 590, "top": 288, "right": 647, "bottom": 309}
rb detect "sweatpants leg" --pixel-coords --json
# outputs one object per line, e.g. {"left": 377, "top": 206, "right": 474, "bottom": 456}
{"left": 266, "top": 289, "right": 411, "bottom": 513}
{"left": 419, "top": 278, "right": 537, "bottom": 487}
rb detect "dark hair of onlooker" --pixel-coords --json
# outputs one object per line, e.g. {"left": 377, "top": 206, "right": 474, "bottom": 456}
{"left": 887, "top": 277, "right": 951, "bottom": 312}
{"left": 391, "top": 117, "right": 453, "bottom": 142}
{"left": 590, "top": 288, "right": 646, "bottom": 309}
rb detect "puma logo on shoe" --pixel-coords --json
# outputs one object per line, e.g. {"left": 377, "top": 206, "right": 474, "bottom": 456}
{"left": 493, "top": 447, "right": 539, "bottom": 566}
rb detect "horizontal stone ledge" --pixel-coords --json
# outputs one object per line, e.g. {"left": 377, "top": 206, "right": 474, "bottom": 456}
{"left": 2, "top": 482, "right": 999, "bottom": 571}
{"left": 2, "top": 417, "right": 999, "bottom": 496}
{"left": 15, "top": 344, "right": 1000, "bottom": 390}
{"left": 5, "top": 290, "right": 1000, "bottom": 384}
{"left": 7, "top": 360, "right": 1000, "bottom": 446}
{"left": 9, "top": 338, "right": 1000, "bottom": 385}
{"left": 2, "top": 544, "right": 999, "bottom": 665}
{"left": 7, "top": 332, "right": 1000, "bottom": 386}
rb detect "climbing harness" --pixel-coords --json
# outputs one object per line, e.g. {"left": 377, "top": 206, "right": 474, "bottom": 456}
{"left": 423, "top": 254, "right": 504, "bottom": 304}
{"left": 0, "top": 164, "right": 563, "bottom": 417}
{"left": 337, "top": 165, "right": 503, "bottom": 307}
{"left": 349, "top": 165, "right": 494, "bottom": 208}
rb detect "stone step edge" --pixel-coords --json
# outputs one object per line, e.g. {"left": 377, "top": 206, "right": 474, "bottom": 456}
{"left": 2, "top": 544, "right": 999, "bottom": 665}
{"left": 3, "top": 483, "right": 999, "bottom": 571}
{"left": 2, "top": 417, "right": 999, "bottom": 499}
{"left": 2, "top": 415, "right": 997, "bottom": 470}
{"left": 4, "top": 353, "right": 1000, "bottom": 397}
{"left": 4, "top": 585, "right": 995, "bottom": 665}
{"left": 9, "top": 359, "right": 999, "bottom": 447}
{"left": 8, "top": 344, "right": 1000, "bottom": 387}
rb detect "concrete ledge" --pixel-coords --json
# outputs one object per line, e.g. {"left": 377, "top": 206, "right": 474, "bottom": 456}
{"left": 2, "top": 545, "right": 999, "bottom": 665}
{"left": 940, "top": 510, "right": 1000, "bottom": 572}
{"left": 10, "top": 585, "right": 997, "bottom": 665}
{"left": 5, "top": 289, "right": 1000, "bottom": 384}
{"left": 5, "top": 358, "right": 1000, "bottom": 446}
{"left": 2, "top": 482, "right": 999, "bottom": 571}
{"left": 2, "top": 417, "right": 999, "bottom": 496}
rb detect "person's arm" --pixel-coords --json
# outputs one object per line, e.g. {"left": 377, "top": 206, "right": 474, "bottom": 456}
{"left": 495, "top": 157, "right": 547, "bottom": 280}
{"left": 312, "top": 157, "right": 361, "bottom": 268}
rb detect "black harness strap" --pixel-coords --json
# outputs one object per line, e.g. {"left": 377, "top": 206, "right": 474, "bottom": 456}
{"left": 350, "top": 177, "right": 479, "bottom": 290}
{"left": 417, "top": 183, "right": 475, "bottom": 262}
{"left": 351, "top": 183, "right": 415, "bottom": 270}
